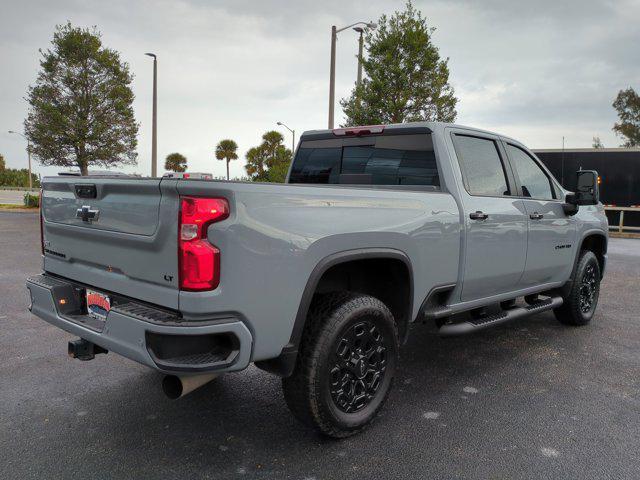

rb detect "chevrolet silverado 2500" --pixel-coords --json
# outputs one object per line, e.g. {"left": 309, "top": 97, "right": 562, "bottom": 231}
{"left": 26, "top": 122, "right": 608, "bottom": 437}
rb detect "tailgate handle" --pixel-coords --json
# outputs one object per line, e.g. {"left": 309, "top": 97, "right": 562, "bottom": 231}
{"left": 75, "top": 184, "right": 97, "bottom": 199}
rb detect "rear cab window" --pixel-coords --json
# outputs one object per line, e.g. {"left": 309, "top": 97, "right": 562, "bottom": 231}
{"left": 452, "top": 134, "right": 511, "bottom": 197}
{"left": 288, "top": 133, "right": 439, "bottom": 187}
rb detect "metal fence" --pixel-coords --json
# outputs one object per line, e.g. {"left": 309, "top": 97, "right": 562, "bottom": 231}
{"left": 604, "top": 206, "right": 640, "bottom": 234}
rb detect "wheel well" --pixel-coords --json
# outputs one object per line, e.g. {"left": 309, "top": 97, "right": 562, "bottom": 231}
{"left": 313, "top": 258, "right": 412, "bottom": 340}
{"left": 580, "top": 234, "right": 607, "bottom": 274}
{"left": 255, "top": 253, "right": 413, "bottom": 378}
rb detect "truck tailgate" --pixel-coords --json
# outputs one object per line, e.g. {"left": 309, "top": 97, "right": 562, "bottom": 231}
{"left": 41, "top": 177, "right": 180, "bottom": 309}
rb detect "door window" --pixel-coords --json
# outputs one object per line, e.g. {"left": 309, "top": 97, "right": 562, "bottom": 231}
{"left": 506, "top": 144, "right": 555, "bottom": 199}
{"left": 453, "top": 135, "right": 510, "bottom": 196}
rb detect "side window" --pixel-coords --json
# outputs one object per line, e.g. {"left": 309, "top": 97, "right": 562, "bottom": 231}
{"left": 453, "top": 135, "right": 510, "bottom": 196}
{"left": 506, "top": 144, "right": 554, "bottom": 199}
{"left": 288, "top": 147, "right": 341, "bottom": 183}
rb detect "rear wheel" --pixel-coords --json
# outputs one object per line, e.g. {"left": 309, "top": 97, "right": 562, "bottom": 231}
{"left": 554, "top": 250, "right": 601, "bottom": 326}
{"left": 282, "top": 293, "right": 398, "bottom": 438}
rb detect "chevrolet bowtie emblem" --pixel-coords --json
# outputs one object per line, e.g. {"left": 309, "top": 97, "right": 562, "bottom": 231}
{"left": 76, "top": 205, "right": 100, "bottom": 223}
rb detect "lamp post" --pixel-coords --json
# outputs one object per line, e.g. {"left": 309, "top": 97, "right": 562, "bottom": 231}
{"left": 353, "top": 26, "right": 365, "bottom": 110}
{"left": 277, "top": 122, "right": 295, "bottom": 153}
{"left": 353, "top": 27, "right": 365, "bottom": 89}
{"left": 8, "top": 130, "right": 32, "bottom": 189}
{"left": 145, "top": 53, "right": 158, "bottom": 177}
{"left": 327, "top": 21, "right": 376, "bottom": 129}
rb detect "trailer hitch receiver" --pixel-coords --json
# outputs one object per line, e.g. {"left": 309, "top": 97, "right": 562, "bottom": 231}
{"left": 68, "top": 338, "right": 108, "bottom": 361}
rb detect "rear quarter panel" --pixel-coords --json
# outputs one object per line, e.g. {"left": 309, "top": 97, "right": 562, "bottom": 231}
{"left": 176, "top": 181, "right": 460, "bottom": 361}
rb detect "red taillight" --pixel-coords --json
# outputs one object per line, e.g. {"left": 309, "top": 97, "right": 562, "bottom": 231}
{"left": 333, "top": 125, "right": 385, "bottom": 136}
{"left": 178, "top": 197, "right": 229, "bottom": 291}
{"left": 39, "top": 189, "right": 44, "bottom": 254}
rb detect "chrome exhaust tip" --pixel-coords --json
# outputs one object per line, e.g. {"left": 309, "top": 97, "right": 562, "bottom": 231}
{"left": 162, "top": 373, "right": 218, "bottom": 399}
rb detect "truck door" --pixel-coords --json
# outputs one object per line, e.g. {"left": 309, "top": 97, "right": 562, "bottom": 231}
{"left": 502, "top": 142, "right": 576, "bottom": 286}
{"left": 450, "top": 133, "right": 528, "bottom": 302}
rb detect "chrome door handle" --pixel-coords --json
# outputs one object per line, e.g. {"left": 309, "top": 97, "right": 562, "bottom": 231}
{"left": 469, "top": 211, "right": 489, "bottom": 220}
{"left": 530, "top": 212, "right": 544, "bottom": 220}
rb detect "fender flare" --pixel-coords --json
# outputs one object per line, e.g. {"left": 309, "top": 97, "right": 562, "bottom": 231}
{"left": 255, "top": 248, "right": 413, "bottom": 377}
{"left": 574, "top": 230, "right": 607, "bottom": 270}
{"left": 561, "top": 230, "right": 608, "bottom": 296}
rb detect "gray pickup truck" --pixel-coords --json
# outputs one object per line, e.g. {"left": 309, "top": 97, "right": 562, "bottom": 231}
{"left": 27, "top": 122, "right": 608, "bottom": 437}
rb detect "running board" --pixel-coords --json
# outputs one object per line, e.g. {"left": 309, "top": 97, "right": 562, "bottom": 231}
{"left": 438, "top": 296, "right": 563, "bottom": 337}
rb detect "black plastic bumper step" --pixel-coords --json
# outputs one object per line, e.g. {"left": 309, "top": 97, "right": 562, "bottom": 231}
{"left": 438, "top": 296, "right": 563, "bottom": 337}
{"left": 423, "top": 305, "right": 454, "bottom": 320}
{"left": 111, "top": 302, "right": 181, "bottom": 325}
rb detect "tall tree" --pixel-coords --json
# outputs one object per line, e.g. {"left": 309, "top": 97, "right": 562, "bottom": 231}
{"left": 244, "top": 131, "right": 292, "bottom": 182}
{"left": 0, "top": 153, "right": 5, "bottom": 171}
{"left": 244, "top": 145, "right": 269, "bottom": 180}
{"left": 24, "top": 23, "right": 138, "bottom": 176}
{"left": 215, "top": 139, "right": 238, "bottom": 180}
{"left": 613, "top": 87, "right": 640, "bottom": 147}
{"left": 340, "top": 1, "right": 457, "bottom": 126}
{"left": 265, "top": 147, "right": 293, "bottom": 183}
{"left": 0, "top": 168, "right": 40, "bottom": 188}
{"left": 261, "top": 131, "right": 285, "bottom": 158}
{"left": 592, "top": 136, "right": 604, "bottom": 149}
{"left": 164, "top": 152, "right": 187, "bottom": 172}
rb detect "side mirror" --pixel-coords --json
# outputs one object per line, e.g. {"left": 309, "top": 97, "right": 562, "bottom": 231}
{"left": 574, "top": 170, "right": 599, "bottom": 205}
{"left": 563, "top": 170, "right": 599, "bottom": 215}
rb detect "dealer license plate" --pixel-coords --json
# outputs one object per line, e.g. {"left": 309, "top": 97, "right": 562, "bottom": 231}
{"left": 86, "top": 289, "right": 111, "bottom": 321}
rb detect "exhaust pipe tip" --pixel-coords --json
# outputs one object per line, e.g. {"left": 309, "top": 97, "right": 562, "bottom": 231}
{"left": 162, "top": 373, "right": 218, "bottom": 400}
{"left": 162, "top": 375, "right": 184, "bottom": 400}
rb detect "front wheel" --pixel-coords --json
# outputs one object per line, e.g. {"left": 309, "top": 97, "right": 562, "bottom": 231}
{"left": 282, "top": 293, "right": 399, "bottom": 438}
{"left": 554, "top": 250, "right": 601, "bottom": 326}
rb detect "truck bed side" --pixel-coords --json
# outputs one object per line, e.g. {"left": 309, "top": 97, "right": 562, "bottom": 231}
{"left": 174, "top": 180, "right": 460, "bottom": 361}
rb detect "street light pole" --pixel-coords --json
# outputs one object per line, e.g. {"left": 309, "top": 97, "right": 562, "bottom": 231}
{"left": 277, "top": 122, "right": 296, "bottom": 153}
{"left": 327, "top": 21, "right": 376, "bottom": 129}
{"left": 354, "top": 27, "right": 364, "bottom": 89}
{"left": 353, "top": 27, "right": 365, "bottom": 110}
{"left": 145, "top": 53, "right": 158, "bottom": 177}
{"left": 328, "top": 26, "right": 337, "bottom": 129}
{"left": 27, "top": 140, "right": 31, "bottom": 188}
{"left": 8, "top": 130, "right": 32, "bottom": 189}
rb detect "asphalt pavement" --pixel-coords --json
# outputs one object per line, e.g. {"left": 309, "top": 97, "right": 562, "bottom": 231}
{"left": 1, "top": 211, "right": 639, "bottom": 479}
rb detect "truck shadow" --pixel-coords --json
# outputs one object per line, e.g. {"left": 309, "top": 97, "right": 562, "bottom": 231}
{"left": 73, "top": 309, "right": 602, "bottom": 477}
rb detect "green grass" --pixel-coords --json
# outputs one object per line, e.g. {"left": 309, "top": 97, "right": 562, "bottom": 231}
{"left": 0, "top": 204, "right": 38, "bottom": 210}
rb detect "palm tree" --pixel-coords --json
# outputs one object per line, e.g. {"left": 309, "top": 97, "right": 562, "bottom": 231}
{"left": 244, "top": 145, "right": 268, "bottom": 180}
{"left": 164, "top": 152, "right": 187, "bottom": 172}
{"left": 261, "top": 130, "right": 285, "bottom": 158}
{"left": 215, "top": 139, "right": 239, "bottom": 180}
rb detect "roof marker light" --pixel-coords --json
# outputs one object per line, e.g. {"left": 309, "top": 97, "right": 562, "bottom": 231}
{"left": 333, "top": 125, "right": 385, "bottom": 136}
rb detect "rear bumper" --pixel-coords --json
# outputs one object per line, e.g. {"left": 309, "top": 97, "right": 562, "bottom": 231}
{"left": 26, "top": 274, "right": 253, "bottom": 374}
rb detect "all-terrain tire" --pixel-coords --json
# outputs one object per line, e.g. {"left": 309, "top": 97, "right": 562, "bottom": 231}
{"left": 282, "top": 292, "right": 399, "bottom": 438}
{"left": 554, "top": 250, "right": 601, "bottom": 326}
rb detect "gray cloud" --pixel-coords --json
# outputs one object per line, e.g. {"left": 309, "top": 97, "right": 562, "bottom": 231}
{"left": 0, "top": 0, "right": 638, "bottom": 178}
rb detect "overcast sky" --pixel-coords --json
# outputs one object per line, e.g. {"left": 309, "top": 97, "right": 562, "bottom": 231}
{"left": 1, "top": 0, "right": 638, "bottom": 178}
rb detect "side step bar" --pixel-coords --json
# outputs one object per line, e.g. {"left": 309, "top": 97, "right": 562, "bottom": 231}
{"left": 438, "top": 296, "right": 563, "bottom": 337}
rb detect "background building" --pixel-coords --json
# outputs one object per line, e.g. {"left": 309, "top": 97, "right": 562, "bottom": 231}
{"left": 534, "top": 148, "right": 640, "bottom": 207}
{"left": 535, "top": 148, "right": 640, "bottom": 229}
